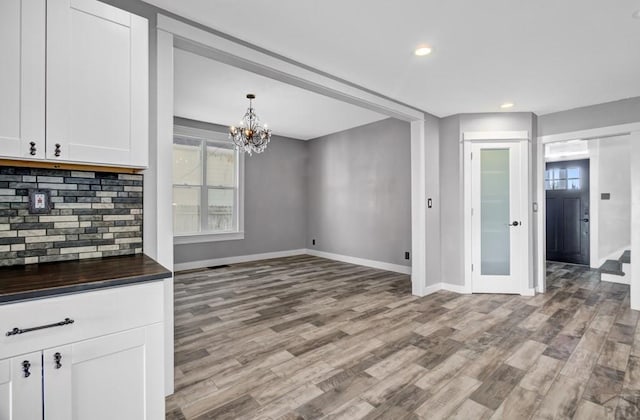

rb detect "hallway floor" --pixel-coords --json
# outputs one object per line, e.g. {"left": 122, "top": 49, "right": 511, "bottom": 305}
{"left": 166, "top": 256, "right": 640, "bottom": 419}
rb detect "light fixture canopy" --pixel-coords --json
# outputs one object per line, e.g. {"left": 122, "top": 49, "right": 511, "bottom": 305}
{"left": 229, "top": 94, "right": 272, "bottom": 155}
{"left": 500, "top": 102, "right": 515, "bottom": 109}
{"left": 414, "top": 45, "right": 432, "bottom": 56}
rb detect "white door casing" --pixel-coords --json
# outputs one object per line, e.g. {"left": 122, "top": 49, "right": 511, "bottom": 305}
{"left": 463, "top": 131, "right": 531, "bottom": 296}
{"left": 470, "top": 141, "right": 527, "bottom": 294}
{"left": 537, "top": 123, "right": 640, "bottom": 303}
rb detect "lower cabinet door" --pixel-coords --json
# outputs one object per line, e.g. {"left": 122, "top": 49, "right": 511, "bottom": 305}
{"left": 0, "top": 352, "right": 43, "bottom": 420}
{"left": 44, "top": 327, "right": 154, "bottom": 420}
{"left": 43, "top": 345, "right": 72, "bottom": 420}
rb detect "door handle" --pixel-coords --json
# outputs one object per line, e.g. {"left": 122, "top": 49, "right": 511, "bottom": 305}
{"left": 582, "top": 218, "right": 589, "bottom": 223}
{"left": 54, "top": 352, "right": 62, "bottom": 369}
{"left": 509, "top": 221, "right": 521, "bottom": 227}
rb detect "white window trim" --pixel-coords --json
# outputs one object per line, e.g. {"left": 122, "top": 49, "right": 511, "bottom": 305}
{"left": 174, "top": 231, "right": 245, "bottom": 244}
{"left": 172, "top": 125, "right": 245, "bottom": 244}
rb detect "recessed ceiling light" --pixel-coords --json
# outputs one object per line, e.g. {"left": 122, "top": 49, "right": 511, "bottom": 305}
{"left": 633, "top": 10, "right": 640, "bottom": 19}
{"left": 500, "top": 102, "right": 515, "bottom": 109}
{"left": 414, "top": 45, "right": 432, "bottom": 56}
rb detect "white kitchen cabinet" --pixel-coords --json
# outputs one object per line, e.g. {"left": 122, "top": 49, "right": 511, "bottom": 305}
{"left": 0, "top": 0, "right": 46, "bottom": 160}
{"left": 0, "top": 0, "right": 149, "bottom": 168}
{"left": 0, "top": 352, "right": 43, "bottom": 420}
{"left": 47, "top": 0, "right": 149, "bottom": 167}
{"left": 43, "top": 325, "right": 164, "bottom": 420}
{"left": 0, "top": 281, "right": 165, "bottom": 420}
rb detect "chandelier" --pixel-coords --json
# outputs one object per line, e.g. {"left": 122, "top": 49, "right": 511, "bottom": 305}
{"left": 228, "top": 94, "right": 272, "bottom": 155}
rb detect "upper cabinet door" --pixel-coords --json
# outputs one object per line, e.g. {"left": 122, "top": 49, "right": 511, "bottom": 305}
{"left": 0, "top": 0, "right": 46, "bottom": 160}
{"left": 47, "top": 0, "right": 148, "bottom": 167}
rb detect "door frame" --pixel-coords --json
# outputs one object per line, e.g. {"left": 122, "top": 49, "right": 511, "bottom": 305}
{"left": 536, "top": 122, "right": 640, "bottom": 299}
{"left": 463, "top": 131, "right": 533, "bottom": 296}
{"left": 544, "top": 158, "right": 591, "bottom": 266}
{"left": 154, "top": 14, "right": 431, "bottom": 395}
{"left": 544, "top": 150, "right": 599, "bottom": 269}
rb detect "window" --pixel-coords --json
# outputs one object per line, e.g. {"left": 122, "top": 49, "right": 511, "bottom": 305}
{"left": 545, "top": 167, "right": 581, "bottom": 191}
{"left": 173, "top": 126, "right": 244, "bottom": 243}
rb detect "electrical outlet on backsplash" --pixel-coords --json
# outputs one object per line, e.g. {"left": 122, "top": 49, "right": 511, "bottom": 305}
{"left": 0, "top": 166, "right": 143, "bottom": 266}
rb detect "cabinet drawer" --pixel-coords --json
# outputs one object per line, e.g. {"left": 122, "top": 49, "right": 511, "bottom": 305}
{"left": 0, "top": 281, "right": 163, "bottom": 359}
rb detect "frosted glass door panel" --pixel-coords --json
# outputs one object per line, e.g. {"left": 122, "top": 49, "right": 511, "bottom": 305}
{"left": 480, "top": 149, "right": 510, "bottom": 275}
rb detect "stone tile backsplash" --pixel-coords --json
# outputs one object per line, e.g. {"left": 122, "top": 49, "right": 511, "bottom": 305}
{"left": 0, "top": 166, "right": 143, "bottom": 266}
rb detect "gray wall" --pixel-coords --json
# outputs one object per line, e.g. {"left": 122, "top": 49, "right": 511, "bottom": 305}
{"left": 531, "top": 114, "right": 539, "bottom": 289}
{"left": 595, "top": 136, "right": 631, "bottom": 260}
{"left": 424, "top": 115, "right": 442, "bottom": 286}
{"left": 173, "top": 118, "right": 307, "bottom": 264}
{"left": 438, "top": 115, "right": 462, "bottom": 285}
{"left": 538, "top": 97, "right": 640, "bottom": 137}
{"left": 307, "top": 118, "right": 412, "bottom": 267}
{"left": 439, "top": 113, "right": 536, "bottom": 286}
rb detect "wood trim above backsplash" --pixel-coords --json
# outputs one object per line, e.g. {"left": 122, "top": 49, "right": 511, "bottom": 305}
{"left": 0, "top": 159, "right": 144, "bottom": 174}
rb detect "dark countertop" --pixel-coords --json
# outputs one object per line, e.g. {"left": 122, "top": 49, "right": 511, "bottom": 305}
{"left": 0, "top": 254, "right": 172, "bottom": 304}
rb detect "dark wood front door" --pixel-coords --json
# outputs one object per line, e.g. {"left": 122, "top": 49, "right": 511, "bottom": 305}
{"left": 546, "top": 159, "right": 590, "bottom": 265}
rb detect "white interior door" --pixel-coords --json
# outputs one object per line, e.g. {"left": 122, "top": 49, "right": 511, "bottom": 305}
{"left": 471, "top": 141, "right": 527, "bottom": 294}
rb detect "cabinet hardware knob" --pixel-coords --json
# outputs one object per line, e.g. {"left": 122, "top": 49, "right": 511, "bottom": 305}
{"left": 54, "top": 352, "right": 62, "bottom": 369}
{"left": 29, "top": 142, "right": 37, "bottom": 156}
{"left": 54, "top": 143, "right": 61, "bottom": 157}
{"left": 22, "top": 360, "right": 31, "bottom": 378}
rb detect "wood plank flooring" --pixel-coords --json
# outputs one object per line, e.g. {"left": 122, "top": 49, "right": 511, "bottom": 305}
{"left": 166, "top": 256, "right": 640, "bottom": 419}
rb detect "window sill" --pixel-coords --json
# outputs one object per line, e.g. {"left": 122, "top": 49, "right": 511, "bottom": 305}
{"left": 174, "top": 231, "right": 245, "bottom": 245}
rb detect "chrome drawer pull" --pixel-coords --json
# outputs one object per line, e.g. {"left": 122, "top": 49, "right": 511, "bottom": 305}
{"left": 6, "top": 318, "right": 74, "bottom": 337}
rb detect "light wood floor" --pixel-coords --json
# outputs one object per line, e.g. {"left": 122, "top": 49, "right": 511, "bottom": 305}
{"left": 166, "top": 255, "right": 640, "bottom": 419}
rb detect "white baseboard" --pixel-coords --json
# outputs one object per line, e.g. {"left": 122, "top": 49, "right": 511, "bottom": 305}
{"left": 304, "top": 249, "right": 412, "bottom": 274}
{"left": 422, "top": 283, "right": 443, "bottom": 296}
{"left": 441, "top": 282, "right": 471, "bottom": 294}
{"left": 173, "top": 249, "right": 307, "bottom": 272}
{"left": 175, "top": 251, "right": 541, "bottom": 297}
{"left": 419, "top": 282, "right": 471, "bottom": 296}
{"left": 423, "top": 282, "right": 534, "bottom": 296}
{"left": 174, "top": 248, "right": 412, "bottom": 275}
{"left": 601, "top": 272, "right": 631, "bottom": 285}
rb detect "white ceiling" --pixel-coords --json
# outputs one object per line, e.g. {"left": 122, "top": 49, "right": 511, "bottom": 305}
{"left": 174, "top": 49, "right": 388, "bottom": 140}
{"left": 148, "top": 0, "right": 640, "bottom": 117}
